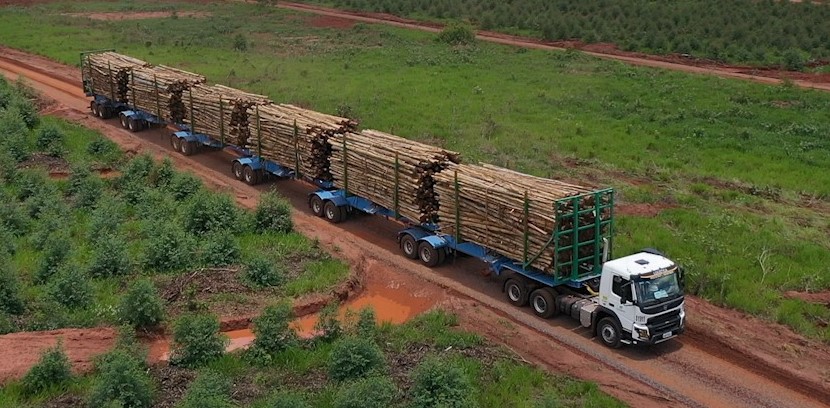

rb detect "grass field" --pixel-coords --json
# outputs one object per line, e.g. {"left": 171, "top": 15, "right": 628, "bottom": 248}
{"left": 0, "top": 0, "right": 828, "bottom": 342}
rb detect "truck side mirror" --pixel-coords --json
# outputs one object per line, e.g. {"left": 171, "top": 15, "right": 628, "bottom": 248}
{"left": 678, "top": 267, "right": 686, "bottom": 290}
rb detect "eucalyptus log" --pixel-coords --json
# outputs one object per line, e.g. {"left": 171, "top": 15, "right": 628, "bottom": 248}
{"left": 183, "top": 84, "right": 271, "bottom": 145}
{"left": 433, "top": 163, "right": 610, "bottom": 276}
{"left": 129, "top": 65, "right": 205, "bottom": 123}
{"left": 328, "top": 130, "right": 460, "bottom": 223}
{"left": 85, "top": 52, "right": 149, "bottom": 103}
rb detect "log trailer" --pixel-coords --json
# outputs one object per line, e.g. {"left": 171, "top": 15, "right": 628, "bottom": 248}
{"left": 82, "top": 50, "right": 686, "bottom": 348}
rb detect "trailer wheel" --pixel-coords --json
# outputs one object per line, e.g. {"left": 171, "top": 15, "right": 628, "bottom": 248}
{"left": 90, "top": 101, "right": 99, "bottom": 116}
{"left": 399, "top": 234, "right": 418, "bottom": 259}
{"left": 530, "top": 288, "right": 558, "bottom": 319}
{"left": 171, "top": 135, "right": 182, "bottom": 151}
{"left": 232, "top": 161, "right": 244, "bottom": 180}
{"left": 127, "top": 118, "right": 139, "bottom": 132}
{"left": 437, "top": 247, "right": 447, "bottom": 264}
{"left": 505, "top": 278, "right": 529, "bottom": 307}
{"left": 323, "top": 201, "right": 343, "bottom": 223}
{"left": 309, "top": 195, "right": 324, "bottom": 217}
{"left": 100, "top": 105, "right": 112, "bottom": 119}
{"left": 181, "top": 140, "right": 195, "bottom": 156}
{"left": 417, "top": 242, "right": 440, "bottom": 267}
{"left": 597, "top": 317, "right": 622, "bottom": 349}
{"left": 120, "top": 114, "right": 129, "bottom": 129}
{"left": 242, "top": 165, "right": 259, "bottom": 185}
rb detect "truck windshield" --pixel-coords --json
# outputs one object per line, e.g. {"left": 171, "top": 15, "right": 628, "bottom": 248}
{"left": 635, "top": 273, "right": 682, "bottom": 305}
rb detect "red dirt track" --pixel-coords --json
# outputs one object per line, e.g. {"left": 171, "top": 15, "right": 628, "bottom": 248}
{"left": 1, "top": 46, "right": 829, "bottom": 408}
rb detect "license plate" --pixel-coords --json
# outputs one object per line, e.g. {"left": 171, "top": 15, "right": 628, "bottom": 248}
{"left": 662, "top": 331, "right": 672, "bottom": 339}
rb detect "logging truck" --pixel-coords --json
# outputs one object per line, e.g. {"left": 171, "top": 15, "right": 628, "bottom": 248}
{"left": 81, "top": 50, "right": 686, "bottom": 348}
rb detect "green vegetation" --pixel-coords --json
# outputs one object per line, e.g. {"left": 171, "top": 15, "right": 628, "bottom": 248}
{"left": 0, "top": 0, "right": 827, "bottom": 341}
{"left": 22, "top": 343, "right": 72, "bottom": 395}
{"left": 0, "top": 75, "right": 349, "bottom": 332}
{"left": 171, "top": 313, "right": 228, "bottom": 367}
{"left": 318, "top": 0, "right": 830, "bottom": 67}
{"left": 327, "top": 336, "right": 385, "bottom": 381}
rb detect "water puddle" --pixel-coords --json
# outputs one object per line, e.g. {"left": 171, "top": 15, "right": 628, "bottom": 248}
{"left": 147, "top": 277, "right": 437, "bottom": 362}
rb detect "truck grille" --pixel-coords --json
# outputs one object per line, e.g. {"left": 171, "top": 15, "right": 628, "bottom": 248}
{"left": 647, "top": 309, "right": 682, "bottom": 333}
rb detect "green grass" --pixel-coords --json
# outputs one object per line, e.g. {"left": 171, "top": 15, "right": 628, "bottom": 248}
{"left": 0, "top": 1, "right": 828, "bottom": 341}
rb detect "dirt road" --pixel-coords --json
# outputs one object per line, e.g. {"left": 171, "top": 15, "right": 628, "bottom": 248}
{"left": 1, "top": 47, "right": 829, "bottom": 408}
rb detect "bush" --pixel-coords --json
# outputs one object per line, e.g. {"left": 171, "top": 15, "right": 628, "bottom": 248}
{"left": 149, "top": 157, "right": 175, "bottom": 188}
{"left": 0, "top": 149, "right": 18, "bottom": 181}
{"left": 0, "top": 264, "right": 24, "bottom": 316}
{"left": 35, "top": 124, "right": 65, "bottom": 153}
{"left": 118, "top": 154, "right": 154, "bottom": 186}
{"left": 67, "top": 164, "right": 93, "bottom": 195}
{"left": 0, "top": 311, "right": 15, "bottom": 334}
{"left": 171, "top": 313, "right": 227, "bottom": 367}
{"left": 356, "top": 307, "right": 377, "bottom": 338}
{"left": 22, "top": 342, "right": 72, "bottom": 395}
{"left": 143, "top": 223, "right": 193, "bottom": 272}
{"left": 783, "top": 48, "right": 806, "bottom": 71}
{"left": 201, "top": 232, "right": 241, "bottom": 267}
{"left": 168, "top": 172, "right": 203, "bottom": 201}
{"left": 89, "top": 349, "right": 153, "bottom": 408}
{"left": 243, "top": 257, "right": 284, "bottom": 288}
{"left": 87, "top": 136, "right": 117, "bottom": 156}
{"left": 10, "top": 97, "right": 39, "bottom": 129}
{"left": 411, "top": 357, "right": 474, "bottom": 408}
{"left": 35, "top": 234, "right": 71, "bottom": 283}
{"left": 334, "top": 376, "right": 397, "bottom": 408}
{"left": 233, "top": 33, "right": 248, "bottom": 51}
{"left": 437, "top": 22, "right": 476, "bottom": 45}
{"left": 328, "top": 336, "right": 385, "bottom": 382}
{"left": 0, "top": 199, "right": 29, "bottom": 236}
{"left": 314, "top": 300, "right": 342, "bottom": 342}
{"left": 0, "top": 110, "right": 31, "bottom": 162}
{"left": 267, "top": 392, "right": 311, "bottom": 408}
{"left": 254, "top": 191, "right": 293, "bottom": 233}
{"left": 118, "top": 279, "right": 165, "bottom": 330}
{"left": 177, "top": 371, "right": 235, "bottom": 408}
{"left": 87, "top": 195, "right": 126, "bottom": 241}
{"left": 88, "top": 234, "right": 131, "bottom": 278}
{"left": 250, "top": 301, "right": 297, "bottom": 357}
{"left": 48, "top": 265, "right": 93, "bottom": 309}
{"left": 184, "top": 190, "right": 239, "bottom": 236}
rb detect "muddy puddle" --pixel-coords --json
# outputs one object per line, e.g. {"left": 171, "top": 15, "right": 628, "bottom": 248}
{"left": 148, "top": 277, "right": 438, "bottom": 362}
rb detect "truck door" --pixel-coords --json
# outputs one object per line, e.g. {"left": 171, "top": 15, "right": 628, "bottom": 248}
{"left": 610, "top": 275, "right": 636, "bottom": 333}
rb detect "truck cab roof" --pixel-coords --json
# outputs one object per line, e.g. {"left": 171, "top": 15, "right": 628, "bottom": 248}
{"left": 604, "top": 252, "right": 675, "bottom": 280}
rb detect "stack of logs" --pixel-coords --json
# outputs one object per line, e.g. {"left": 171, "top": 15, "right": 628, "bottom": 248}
{"left": 130, "top": 65, "right": 205, "bottom": 123}
{"left": 433, "top": 163, "right": 608, "bottom": 276}
{"left": 184, "top": 84, "right": 271, "bottom": 145}
{"left": 255, "top": 104, "right": 357, "bottom": 181}
{"left": 85, "top": 52, "right": 149, "bottom": 103}
{"left": 329, "top": 130, "right": 461, "bottom": 223}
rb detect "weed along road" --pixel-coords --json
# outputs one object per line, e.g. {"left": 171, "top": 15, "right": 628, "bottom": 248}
{"left": 1, "top": 48, "right": 829, "bottom": 408}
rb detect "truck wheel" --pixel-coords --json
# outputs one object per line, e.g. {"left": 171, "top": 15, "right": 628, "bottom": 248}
{"left": 597, "top": 317, "right": 622, "bottom": 349}
{"left": 309, "top": 195, "right": 324, "bottom": 217}
{"left": 323, "top": 201, "right": 343, "bottom": 223}
{"left": 417, "top": 242, "right": 440, "bottom": 267}
{"left": 399, "top": 234, "right": 418, "bottom": 259}
{"left": 100, "top": 106, "right": 112, "bottom": 119}
{"left": 171, "top": 135, "right": 182, "bottom": 152}
{"left": 181, "top": 140, "right": 195, "bottom": 156}
{"left": 437, "top": 247, "right": 447, "bottom": 264}
{"left": 232, "top": 161, "right": 244, "bottom": 180}
{"left": 505, "top": 278, "right": 529, "bottom": 307}
{"left": 530, "top": 288, "right": 558, "bottom": 319}
{"left": 120, "top": 114, "right": 129, "bottom": 129}
{"left": 90, "top": 101, "right": 99, "bottom": 116}
{"left": 242, "top": 165, "right": 259, "bottom": 185}
{"left": 128, "top": 117, "right": 139, "bottom": 132}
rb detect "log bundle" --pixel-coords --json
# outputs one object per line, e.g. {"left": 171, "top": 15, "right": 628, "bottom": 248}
{"left": 129, "top": 65, "right": 205, "bottom": 123}
{"left": 254, "top": 104, "right": 357, "bottom": 181}
{"left": 184, "top": 84, "right": 271, "bottom": 145}
{"left": 433, "top": 163, "right": 609, "bottom": 276}
{"left": 329, "top": 130, "right": 460, "bottom": 223}
{"left": 85, "top": 52, "right": 149, "bottom": 103}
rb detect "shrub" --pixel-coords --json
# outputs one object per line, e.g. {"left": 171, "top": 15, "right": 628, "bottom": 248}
{"left": 22, "top": 342, "right": 72, "bottom": 395}
{"left": 0, "top": 266, "right": 24, "bottom": 315}
{"left": 177, "top": 371, "right": 234, "bottom": 408}
{"left": 142, "top": 223, "right": 193, "bottom": 272}
{"left": 0, "top": 225, "right": 17, "bottom": 256}
{"left": 233, "top": 33, "right": 248, "bottom": 51}
{"left": 118, "top": 279, "right": 164, "bottom": 330}
{"left": 201, "top": 232, "right": 241, "bottom": 267}
{"left": 783, "top": 49, "right": 806, "bottom": 71}
{"left": 0, "top": 110, "right": 31, "bottom": 162}
{"left": 35, "top": 234, "right": 71, "bottom": 283}
{"left": 0, "top": 311, "right": 15, "bottom": 334}
{"left": 250, "top": 301, "right": 297, "bottom": 357}
{"left": 87, "top": 195, "right": 126, "bottom": 241}
{"left": 328, "top": 336, "right": 385, "bottom": 382}
{"left": 168, "top": 171, "right": 202, "bottom": 201}
{"left": 0, "top": 199, "right": 29, "bottom": 236}
{"left": 118, "top": 154, "right": 154, "bottom": 186}
{"left": 437, "top": 22, "right": 476, "bottom": 46}
{"left": 48, "top": 265, "right": 93, "bottom": 309}
{"left": 10, "top": 97, "right": 39, "bottom": 129}
{"left": 0, "top": 149, "right": 18, "bottom": 181}
{"left": 313, "top": 300, "right": 342, "bottom": 342}
{"left": 35, "top": 124, "right": 65, "bottom": 152}
{"left": 411, "top": 357, "right": 474, "bottom": 408}
{"left": 67, "top": 163, "right": 93, "bottom": 195}
{"left": 254, "top": 191, "right": 293, "bottom": 233}
{"left": 356, "top": 307, "right": 377, "bottom": 338}
{"left": 88, "top": 234, "right": 131, "bottom": 278}
{"left": 149, "top": 157, "right": 175, "bottom": 187}
{"left": 25, "top": 182, "right": 64, "bottom": 219}
{"left": 74, "top": 175, "right": 105, "bottom": 208}
{"left": 267, "top": 392, "right": 311, "bottom": 408}
{"left": 243, "top": 257, "right": 284, "bottom": 288}
{"left": 30, "top": 212, "right": 65, "bottom": 250}
{"left": 334, "top": 376, "right": 397, "bottom": 408}
{"left": 87, "top": 136, "right": 118, "bottom": 157}
{"left": 89, "top": 349, "right": 153, "bottom": 408}
{"left": 184, "top": 190, "right": 239, "bottom": 236}
{"left": 171, "top": 313, "right": 227, "bottom": 367}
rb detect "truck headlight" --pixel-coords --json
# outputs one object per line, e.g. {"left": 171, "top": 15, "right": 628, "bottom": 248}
{"left": 635, "top": 327, "right": 649, "bottom": 339}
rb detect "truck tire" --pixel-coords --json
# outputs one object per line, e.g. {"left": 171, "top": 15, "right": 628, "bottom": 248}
{"left": 90, "top": 101, "right": 99, "bottom": 116}
{"left": 120, "top": 114, "right": 129, "bottom": 129}
{"left": 231, "top": 161, "right": 244, "bottom": 180}
{"left": 171, "top": 135, "right": 182, "bottom": 152}
{"left": 505, "top": 278, "right": 529, "bottom": 307}
{"left": 323, "top": 201, "right": 343, "bottom": 223}
{"left": 309, "top": 195, "right": 324, "bottom": 217}
{"left": 181, "top": 140, "right": 195, "bottom": 156}
{"left": 597, "top": 317, "right": 622, "bottom": 349}
{"left": 128, "top": 117, "right": 139, "bottom": 132}
{"left": 530, "top": 288, "right": 558, "bottom": 319}
{"left": 242, "top": 165, "right": 259, "bottom": 185}
{"left": 100, "top": 105, "right": 112, "bottom": 119}
{"left": 417, "top": 242, "right": 440, "bottom": 267}
{"left": 399, "top": 234, "right": 418, "bottom": 259}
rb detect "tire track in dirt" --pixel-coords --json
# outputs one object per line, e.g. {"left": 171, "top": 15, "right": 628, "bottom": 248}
{"left": 1, "top": 48, "right": 829, "bottom": 408}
